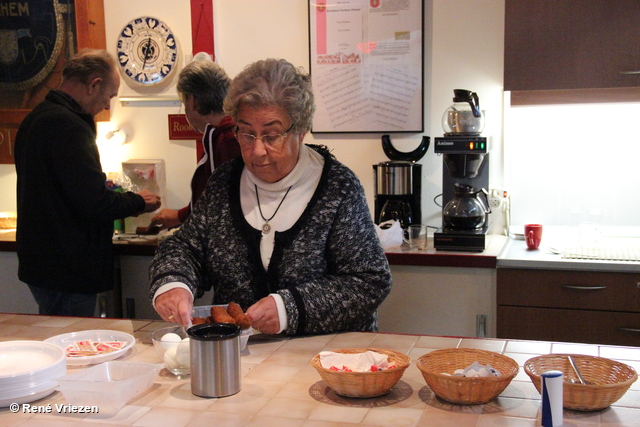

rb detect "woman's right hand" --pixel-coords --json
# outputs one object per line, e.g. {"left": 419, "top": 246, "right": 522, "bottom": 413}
{"left": 150, "top": 208, "right": 181, "bottom": 231}
{"left": 155, "top": 288, "right": 193, "bottom": 326}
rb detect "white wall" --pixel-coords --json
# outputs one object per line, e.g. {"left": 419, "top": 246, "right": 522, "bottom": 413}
{"left": 0, "top": 0, "right": 506, "bottom": 231}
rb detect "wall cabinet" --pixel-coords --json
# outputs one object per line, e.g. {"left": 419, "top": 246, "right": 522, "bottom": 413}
{"left": 504, "top": 0, "right": 640, "bottom": 104}
{"left": 497, "top": 268, "right": 640, "bottom": 346}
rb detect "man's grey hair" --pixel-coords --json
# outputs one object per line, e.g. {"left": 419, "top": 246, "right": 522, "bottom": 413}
{"left": 62, "top": 49, "right": 116, "bottom": 85}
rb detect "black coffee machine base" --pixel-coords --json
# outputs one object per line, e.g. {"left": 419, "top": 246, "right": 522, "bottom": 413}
{"left": 434, "top": 227, "right": 488, "bottom": 252}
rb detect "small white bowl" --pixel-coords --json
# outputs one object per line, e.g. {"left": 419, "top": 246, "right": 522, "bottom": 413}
{"left": 151, "top": 326, "right": 190, "bottom": 375}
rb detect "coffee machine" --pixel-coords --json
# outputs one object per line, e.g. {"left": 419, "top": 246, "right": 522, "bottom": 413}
{"left": 373, "top": 135, "right": 429, "bottom": 228}
{"left": 433, "top": 90, "right": 491, "bottom": 251}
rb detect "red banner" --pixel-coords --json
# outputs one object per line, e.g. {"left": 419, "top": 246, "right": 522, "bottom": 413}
{"left": 190, "top": 0, "right": 215, "bottom": 58}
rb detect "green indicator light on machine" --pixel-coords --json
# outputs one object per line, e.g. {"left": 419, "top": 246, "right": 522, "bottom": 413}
{"left": 480, "top": 142, "right": 485, "bottom": 149}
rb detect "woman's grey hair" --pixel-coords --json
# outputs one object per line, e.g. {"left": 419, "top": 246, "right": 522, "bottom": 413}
{"left": 177, "top": 60, "right": 230, "bottom": 115}
{"left": 62, "top": 49, "right": 116, "bottom": 85}
{"left": 223, "top": 58, "right": 315, "bottom": 134}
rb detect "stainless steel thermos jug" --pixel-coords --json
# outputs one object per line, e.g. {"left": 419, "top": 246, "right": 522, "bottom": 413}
{"left": 188, "top": 323, "right": 241, "bottom": 398}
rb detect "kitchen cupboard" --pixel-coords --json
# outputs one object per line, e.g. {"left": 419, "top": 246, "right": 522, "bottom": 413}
{"left": 378, "top": 265, "right": 496, "bottom": 338}
{"left": 497, "top": 268, "right": 640, "bottom": 346}
{"left": 0, "top": 252, "right": 38, "bottom": 314}
{"left": 504, "top": 0, "right": 640, "bottom": 104}
{"left": 121, "top": 260, "right": 498, "bottom": 338}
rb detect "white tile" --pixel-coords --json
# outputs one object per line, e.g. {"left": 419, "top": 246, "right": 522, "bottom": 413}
{"left": 504, "top": 340, "right": 552, "bottom": 355}
{"left": 459, "top": 338, "right": 507, "bottom": 353}
{"left": 551, "top": 343, "right": 599, "bottom": 356}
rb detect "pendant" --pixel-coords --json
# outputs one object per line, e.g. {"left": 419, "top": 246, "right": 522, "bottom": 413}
{"left": 262, "top": 222, "right": 271, "bottom": 234}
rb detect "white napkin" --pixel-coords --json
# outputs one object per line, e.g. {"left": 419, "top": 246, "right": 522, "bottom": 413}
{"left": 319, "top": 351, "right": 389, "bottom": 372}
{"left": 449, "top": 361, "right": 502, "bottom": 377}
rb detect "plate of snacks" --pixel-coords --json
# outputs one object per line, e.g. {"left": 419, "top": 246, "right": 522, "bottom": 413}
{"left": 192, "top": 303, "right": 253, "bottom": 350}
{"left": 44, "top": 330, "right": 135, "bottom": 366}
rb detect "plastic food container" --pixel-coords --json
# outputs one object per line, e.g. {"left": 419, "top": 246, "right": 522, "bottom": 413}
{"left": 56, "top": 361, "right": 161, "bottom": 414}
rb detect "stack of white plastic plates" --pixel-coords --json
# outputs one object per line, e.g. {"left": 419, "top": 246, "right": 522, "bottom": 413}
{"left": 0, "top": 340, "right": 66, "bottom": 407}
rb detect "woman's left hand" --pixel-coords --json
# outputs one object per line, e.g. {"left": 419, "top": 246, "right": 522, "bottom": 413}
{"left": 246, "top": 296, "right": 280, "bottom": 334}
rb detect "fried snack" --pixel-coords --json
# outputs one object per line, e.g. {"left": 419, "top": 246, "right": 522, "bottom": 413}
{"left": 192, "top": 317, "right": 206, "bottom": 325}
{"left": 211, "top": 305, "right": 236, "bottom": 324}
{"left": 227, "top": 302, "right": 252, "bottom": 330}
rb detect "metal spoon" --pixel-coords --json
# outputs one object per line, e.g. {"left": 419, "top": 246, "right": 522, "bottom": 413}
{"left": 568, "top": 356, "right": 586, "bottom": 385}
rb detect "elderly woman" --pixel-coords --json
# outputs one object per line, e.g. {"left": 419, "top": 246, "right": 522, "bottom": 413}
{"left": 150, "top": 58, "right": 391, "bottom": 335}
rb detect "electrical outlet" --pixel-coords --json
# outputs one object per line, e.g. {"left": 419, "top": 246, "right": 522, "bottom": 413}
{"left": 488, "top": 196, "right": 503, "bottom": 209}
{"left": 488, "top": 188, "right": 508, "bottom": 210}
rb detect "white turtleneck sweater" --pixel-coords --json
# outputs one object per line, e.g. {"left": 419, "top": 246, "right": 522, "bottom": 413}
{"left": 241, "top": 144, "right": 324, "bottom": 269}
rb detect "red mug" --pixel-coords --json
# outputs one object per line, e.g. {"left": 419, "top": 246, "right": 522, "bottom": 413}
{"left": 524, "top": 224, "right": 543, "bottom": 249}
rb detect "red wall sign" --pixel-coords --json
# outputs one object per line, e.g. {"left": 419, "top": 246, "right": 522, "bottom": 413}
{"left": 168, "top": 114, "right": 202, "bottom": 140}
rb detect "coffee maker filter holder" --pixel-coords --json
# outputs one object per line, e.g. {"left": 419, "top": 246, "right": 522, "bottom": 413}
{"left": 373, "top": 136, "right": 430, "bottom": 228}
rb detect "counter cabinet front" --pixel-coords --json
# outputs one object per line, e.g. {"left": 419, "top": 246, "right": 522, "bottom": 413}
{"left": 497, "top": 267, "right": 640, "bottom": 346}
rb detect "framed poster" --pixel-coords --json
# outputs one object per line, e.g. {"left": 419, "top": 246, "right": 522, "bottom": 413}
{"left": 308, "top": 0, "right": 424, "bottom": 133}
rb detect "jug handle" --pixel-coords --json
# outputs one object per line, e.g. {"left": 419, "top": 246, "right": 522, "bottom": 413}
{"left": 469, "top": 92, "right": 482, "bottom": 118}
{"left": 476, "top": 188, "right": 492, "bottom": 214}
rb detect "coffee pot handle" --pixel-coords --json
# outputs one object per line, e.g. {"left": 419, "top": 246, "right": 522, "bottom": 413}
{"left": 469, "top": 92, "right": 482, "bottom": 118}
{"left": 475, "top": 188, "right": 492, "bottom": 214}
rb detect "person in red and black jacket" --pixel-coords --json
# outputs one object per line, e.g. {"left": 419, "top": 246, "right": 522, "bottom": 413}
{"left": 150, "top": 59, "right": 241, "bottom": 230}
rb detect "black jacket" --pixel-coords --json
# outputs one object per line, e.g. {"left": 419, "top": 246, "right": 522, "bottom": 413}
{"left": 15, "top": 90, "right": 145, "bottom": 293}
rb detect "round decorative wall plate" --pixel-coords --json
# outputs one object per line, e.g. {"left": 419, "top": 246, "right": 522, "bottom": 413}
{"left": 116, "top": 16, "right": 177, "bottom": 86}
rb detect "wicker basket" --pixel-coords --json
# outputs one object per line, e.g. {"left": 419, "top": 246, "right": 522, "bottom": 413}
{"left": 416, "top": 348, "right": 519, "bottom": 405}
{"left": 311, "top": 348, "right": 410, "bottom": 398}
{"left": 524, "top": 354, "right": 637, "bottom": 411}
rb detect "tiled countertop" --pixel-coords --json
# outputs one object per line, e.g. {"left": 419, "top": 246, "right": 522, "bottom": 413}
{"left": 1, "top": 314, "right": 639, "bottom": 426}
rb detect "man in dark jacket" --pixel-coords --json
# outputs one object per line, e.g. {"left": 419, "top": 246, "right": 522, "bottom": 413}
{"left": 15, "top": 49, "right": 161, "bottom": 317}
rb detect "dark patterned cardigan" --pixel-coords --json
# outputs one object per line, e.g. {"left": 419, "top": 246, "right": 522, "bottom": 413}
{"left": 149, "top": 145, "right": 392, "bottom": 335}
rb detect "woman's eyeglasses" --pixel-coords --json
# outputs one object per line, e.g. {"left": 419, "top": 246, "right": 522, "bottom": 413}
{"left": 235, "top": 124, "right": 294, "bottom": 149}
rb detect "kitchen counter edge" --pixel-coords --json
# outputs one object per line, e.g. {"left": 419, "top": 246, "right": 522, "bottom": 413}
{"left": 0, "top": 231, "right": 504, "bottom": 269}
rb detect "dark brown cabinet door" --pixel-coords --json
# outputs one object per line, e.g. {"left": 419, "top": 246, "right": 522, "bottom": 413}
{"left": 504, "top": 0, "right": 640, "bottom": 99}
{"left": 497, "top": 268, "right": 640, "bottom": 346}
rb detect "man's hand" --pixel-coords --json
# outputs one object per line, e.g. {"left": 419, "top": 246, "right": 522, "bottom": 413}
{"left": 137, "top": 189, "right": 161, "bottom": 213}
{"left": 155, "top": 288, "right": 193, "bottom": 326}
{"left": 246, "top": 296, "right": 280, "bottom": 334}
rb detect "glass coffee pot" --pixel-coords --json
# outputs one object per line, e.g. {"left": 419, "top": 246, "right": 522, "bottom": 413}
{"left": 442, "top": 89, "right": 485, "bottom": 136}
{"left": 442, "top": 183, "right": 491, "bottom": 230}
{"left": 379, "top": 199, "right": 413, "bottom": 230}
